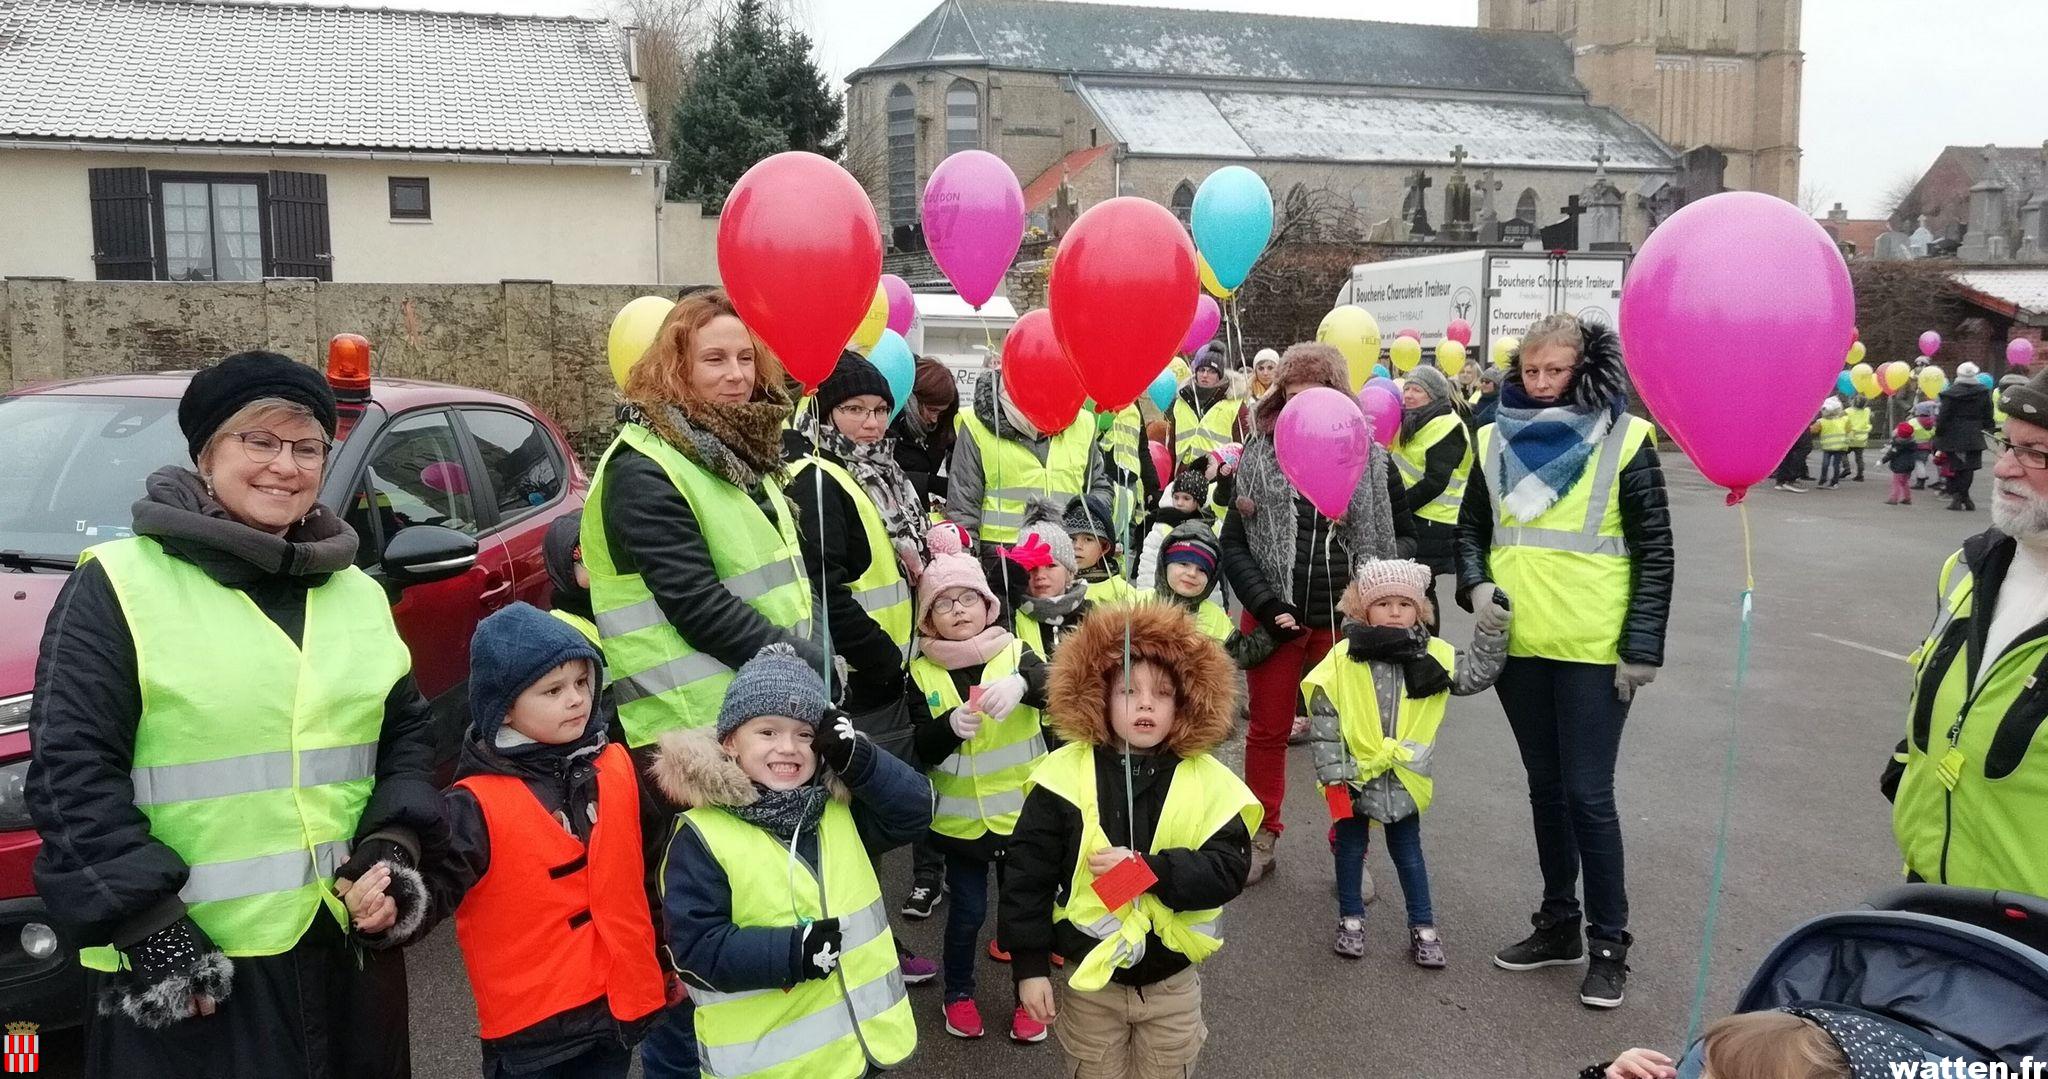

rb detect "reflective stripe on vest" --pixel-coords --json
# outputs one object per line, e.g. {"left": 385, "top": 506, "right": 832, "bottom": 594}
{"left": 679, "top": 801, "right": 915, "bottom": 1079}
{"left": 1817, "top": 416, "right": 1850, "bottom": 452}
{"left": 961, "top": 412, "right": 1093, "bottom": 543}
{"left": 1914, "top": 422, "right": 1936, "bottom": 447}
{"left": 583, "top": 424, "right": 814, "bottom": 746}
{"left": 798, "top": 456, "right": 914, "bottom": 660}
{"left": 454, "top": 744, "right": 665, "bottom": 1039}
{"left": 911, "top": 641, "right": 1045, "bottom": 839}
{"left": 1103, "top": 406, "right": 1146, "bottom": 534}
{"left": 1392, "top": 413, "right": 1471, "bottom": 525}
{"left": 1025, "top": 743, "right": 1260, "bottom": 992}
{"left": 1172, "top": 398, "right": 1242, "bottom": 465}
{"left": 1301, "top": 636, "right": 1457, "bottom": 815}
{"left": 80, "top": 537, "right": 405, "bottom": 959}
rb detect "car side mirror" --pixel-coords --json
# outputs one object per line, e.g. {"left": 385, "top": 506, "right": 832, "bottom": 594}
{"left": 381, "top": 525, "right": 477, "bottom": 587}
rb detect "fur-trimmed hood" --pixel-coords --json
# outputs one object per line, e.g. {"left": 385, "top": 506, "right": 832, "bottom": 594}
{"left": 648, "top": 728, "right": 849, "bottom": 810}
{"left": 1046, "top": 600, "right": 1238, "bottom": 756}
{"left": 1505, "top": 319, "right": 1628, "bottom": 411}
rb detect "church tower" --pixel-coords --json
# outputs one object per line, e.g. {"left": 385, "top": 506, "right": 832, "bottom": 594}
{"left": 1478, "top": 0, "right": 1802, "bottom": 202}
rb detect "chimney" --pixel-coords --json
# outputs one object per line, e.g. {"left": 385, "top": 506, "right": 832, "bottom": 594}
{"left": 621, "top": 25, "right": 642, "bottom": 81}
{"left": 1827, "top": 202, "right": 1848, "bottom": 223}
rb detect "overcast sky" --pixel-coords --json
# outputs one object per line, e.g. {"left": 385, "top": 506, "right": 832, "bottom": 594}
{"left": 362, "top": 0, "right": 2043, "bottom": 219}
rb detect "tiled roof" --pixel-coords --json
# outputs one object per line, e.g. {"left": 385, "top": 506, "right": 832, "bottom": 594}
{"left": 1077, "top": 81, "right": 1671, "bottom": 170}
{"left": 1022, "top": 143, "right": 1110, "bottom": 210}
{"left": 0, "top": 0, "right": 655, "bottom": 156}
{"left": 858, "top": 0, "right": 1582, "bottom": 98}
{"left": 1954, "top": 269, "right": 2048, "bottom": 320}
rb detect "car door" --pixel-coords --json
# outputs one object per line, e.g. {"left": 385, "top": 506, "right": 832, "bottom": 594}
{"left": 456, "top": 406, "right": 572, "bottom": 610}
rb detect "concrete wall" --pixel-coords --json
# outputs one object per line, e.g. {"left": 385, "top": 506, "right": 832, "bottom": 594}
{"left": 0, "top": 148, "right": 688, "bottom": 285}
{"left": 658, "top": 200, "right": 723, "bottom": 287}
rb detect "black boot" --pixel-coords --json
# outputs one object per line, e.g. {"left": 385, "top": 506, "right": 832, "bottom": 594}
{"left": 1493, "top": 911, "right": 1584, "bottom": 971}
{"left": 1579, "top": 932, "right": 1632, "bottom": 1008}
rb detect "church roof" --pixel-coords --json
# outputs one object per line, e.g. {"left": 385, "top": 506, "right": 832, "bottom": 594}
{"left": 1077, "top": 81, "right": 1671, "bottom": 170}
{"left": 856, "top": 0, "right": 1582, "bottom": 97}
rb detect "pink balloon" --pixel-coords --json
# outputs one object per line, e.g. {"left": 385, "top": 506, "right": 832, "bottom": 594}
{"left": 1397, "top": 328, "right": 1421, "bottom": 342}
{"left": 2009, "top": 338, "right": 2036, "bottom": 369}
{"left": 1445, "top": 319, "right": 1473, "bottom": 346}
{"left": 881, "top": 273, "right": 915, "bottom": 336}
{"left": 922, "top": 151, "right": 1025, "bottom": 309}
{"left": 1357, "top": 385, "right": 1401, "bottom": 448}
{"left": 1619, "top": 191, "right": 1854, "bottom": 504}
{"left": 1366, "top": 376, "right": 1400, "bottom": 399}
{"left": 1180, "top": 294, "right": 1222, "bottom": 356}
{"left": 1919, "top": 331, "right": 1942, "bottom": 357}
{"left": 1275, "top": 388, "right": 1371, "bottom": 519}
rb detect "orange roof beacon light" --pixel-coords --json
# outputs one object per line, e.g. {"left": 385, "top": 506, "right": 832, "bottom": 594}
{"left": 327, "top": 333, "right": 372, "bottom": 402}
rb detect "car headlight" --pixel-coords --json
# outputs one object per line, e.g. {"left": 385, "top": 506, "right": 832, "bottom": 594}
{"left": 0, "top": 760, "right": 27, "bottom": 831}
{"left": 0, "top": 694, "right": 26, "bottom": 731}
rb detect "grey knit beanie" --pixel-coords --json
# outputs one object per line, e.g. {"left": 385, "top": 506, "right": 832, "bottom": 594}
{"left": 714, "top": 643, "right": 827, "bottom": 741}
{"left": 1016, "top": 499, "right": 1077, "bottom": 575}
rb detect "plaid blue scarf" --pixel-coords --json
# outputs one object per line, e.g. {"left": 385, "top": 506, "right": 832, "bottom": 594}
{"left": 1492, "top": 382, "right": 1624, "bottom": 520}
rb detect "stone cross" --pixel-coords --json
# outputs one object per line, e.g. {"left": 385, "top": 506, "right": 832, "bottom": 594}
{"left": 1450, "top": 144, "right": 1469, "bottom": 169}
{"left": 1441, "top": 147, "right": 1476, "bottom": 242}
{"left": 1475, "top": 169, "right": 1504, "bottom": 243}
{"left": 1591, "top": 141, "right": 1611, "bottom": 175}
{"left": 1403, "top": 169, "right": 1435, "bottom": 239}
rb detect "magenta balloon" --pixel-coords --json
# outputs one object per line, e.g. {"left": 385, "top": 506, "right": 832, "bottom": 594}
{"left": 1618, "top": 191, "right": 1855, "bottom": 504}
{"left": 1397, "top": 328, "right": 1421, "bottom": 342}
{"left": 1357, "top": 385, "right": 1401, "bottom": 448}
{"left": 2009, "top": 338, "right": 2036, "bottom": 369}
{"left": 1919, "top": 331, "right": 1942, "bottom": 357}
{"left": 1445, "top": 319, "right": 1473, "bottom": 347}
{"left": 1275, "top": 387, "right": 1370, "bottom": 519}
{"left": 881, "top": 273, "right": 916, "bottom": 336}
{"left": 1366, "top": 376, "right": 1400, "bottom": 399}
{"left": 922, "top": 151, "right": 1025, "bottom": 309}
{"left": 1180, "top": 294, "right": 1222, "bottom": 356}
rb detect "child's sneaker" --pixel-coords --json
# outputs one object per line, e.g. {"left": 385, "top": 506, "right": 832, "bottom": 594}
{"left": 899, "top": 950, "right": 938, "bottom": 985}
{"left": 902, "top": 880, "right": 943, "bottom": 920}
{"left": 944, "top": 998, "right": 985, "bottom": 1039}
{"left": 986, "top": 940, "right": 1011, "bottom": 962}
{"left": 1333, "top": 916, "right": 1366, "bottom": 958}
{"left": 1009, "top": 1005, "right": 1048, "bottom": 1043}
{"left": 1410, "top": 926, "right": 1446, "bottom": 969}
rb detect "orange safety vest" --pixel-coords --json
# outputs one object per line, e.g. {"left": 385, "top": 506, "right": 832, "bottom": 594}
{"left": 453, "top": 743, "right": 666, "bottom": 1039}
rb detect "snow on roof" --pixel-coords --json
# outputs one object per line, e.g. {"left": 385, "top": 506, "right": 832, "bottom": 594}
{"left": 1954, "top": 269, "right": 2048, "bottom": 320}
{"left": 1079, "top": 82, "right": 1671, "bottom": 170}
{"left": 0, "top": 0, "right": 655, "bottom": 157}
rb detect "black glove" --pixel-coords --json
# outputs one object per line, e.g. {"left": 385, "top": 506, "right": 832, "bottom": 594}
{"left": 1260, "top": 602, "right": 1308, "bottom": 641}
{"left": 103, "top": 917, "right": 234, "bottom": 1029}
{"left": 1402, "top": 654, "right": 1453, "bottom": 699}
{"left": 816, "top": 709, "right": 871, "bottom": 779}
{"left": 798, "top": 918, "right": 843, "bottom": 981}
{"left": 335, "top": 837, "right": 412, "bottom": 883}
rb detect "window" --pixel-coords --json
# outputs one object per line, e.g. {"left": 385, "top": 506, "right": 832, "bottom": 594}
{"left": 153, "top": 174, "right": 264, "bottom": 281}
{"left": 945, "top": 79, "right": 980, "bottom": 158}
{"left": 389, "top": 177, "right": 431, "bottom": 220}
{"left": 346, "top": 410, "right": 479, "bottom": 565}
{"left": 462, "top": 408, "right": 564, "bottom": 520}
{"left": 1516, "top": 188, "right": 1540, "bottom": 221}
{"left": 887, "top": 83, "right": 918, "bottom": 233}
{"left": 1170, "top": 180, "right": 1196, "bottom": 225}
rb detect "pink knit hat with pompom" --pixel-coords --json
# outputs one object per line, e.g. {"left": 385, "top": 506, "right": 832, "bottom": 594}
{"left": 917, "top": 523, "right": 1000, "bottom": 630}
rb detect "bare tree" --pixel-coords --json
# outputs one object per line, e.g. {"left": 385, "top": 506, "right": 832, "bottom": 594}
{"left": 1797, "top": 179, "right": 1835, "bottom": 217}
{"left": 1881, "top": 168, "right": 1926, "bottom": 229}
{"left": 602, "top": 0, "right": 711, "bottom": 159}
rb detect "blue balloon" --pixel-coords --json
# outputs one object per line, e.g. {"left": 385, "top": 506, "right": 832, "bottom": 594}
{"left": 869, "top": 330, "right": 916, "bottom": 420}
{"left": 1145, "top": 369, "right": 1178, "bottom": 413}
{"left": 1978, "top": 372, "right": 1996, "bottom": 388}
{"left": 1190, "top": 166, "right": 1274, "bottom": 292}
{"left": 1372, "top": 364, "right": 1390, "bottom": 380}
{"left": 1835, "top": 371, "right": 1856, "bottom": 398}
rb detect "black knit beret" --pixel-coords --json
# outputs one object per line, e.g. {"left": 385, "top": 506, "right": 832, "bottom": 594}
{"left": 815, "top": 351, "right": 894, "bottom": 415}
{"left": 178, "top": 351, "right": 338, "bottom": 462}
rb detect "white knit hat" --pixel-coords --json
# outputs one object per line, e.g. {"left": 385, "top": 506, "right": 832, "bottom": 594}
{"left": 1352, "top": 558, "right": 1432, "bottom": 611}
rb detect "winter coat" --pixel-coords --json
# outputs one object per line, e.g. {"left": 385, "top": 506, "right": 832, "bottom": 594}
{"left": 1883, "top": 433, "right": 1919, "bottom": 475}
{"left": 1221, "top": 481, "right": 1415, "bottom": 634}
{"left": 889, "top": 409, "right": 955, "bottom": 508}
{"left": 905, "top": 643, "right": 1051, "bottom": 861}
{"left": 1935, "top": 379, "right": 1997, "bottom": 456}
{"left": 27, "top": 469, "right": 437, "bottom": 1078}
{"left": 1000, "top": 602, "right": 1250, "bottom": 987}
{"left": 787, "top": 449, "right": 908, "bottom": 712}
{"left": 943, "top": 370, "right": 1114, "bottom": 540}
{"left": 649, "top": 727, "right": 933, "bottom": 994}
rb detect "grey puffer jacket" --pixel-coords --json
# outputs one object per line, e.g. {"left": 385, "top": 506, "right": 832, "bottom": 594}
{"left": 942, "top": 370, "right": 1112, "bottom": 540}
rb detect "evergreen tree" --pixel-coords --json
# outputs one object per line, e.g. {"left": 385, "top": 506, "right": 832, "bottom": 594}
{"left": 667, "top": 0, "right": 843, "bottom": 211}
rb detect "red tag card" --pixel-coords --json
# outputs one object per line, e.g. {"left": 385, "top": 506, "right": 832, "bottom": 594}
{"left": 1325, "top": 784, "right": 1354, "bottom": 823}
{"left": 1090, "top": 854, "right": 1158, "bottom": 912}
{"left": 967, "top": 684, "right": 984, "bottom": 712}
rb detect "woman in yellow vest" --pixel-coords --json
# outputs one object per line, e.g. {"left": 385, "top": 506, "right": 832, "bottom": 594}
{"left": 1453, "top": 315, "right": 1673, "bottom": 1011}
{"left": 1001, "top": 602, "right": 1256, "bottom": 1079}
{"left": 652, "top": 645, "right": 931, "bottom": 1079}
{"left": 1170, "top": 345, "right": 1245, "bottom": 468}
{"left": 28, "top": 353, "right": 437, "bottom": 1076}
{"left": 1392, "top": 365, "right": 1473, "bottom": 629}
{"left": 945, "top": 370, "right": 1113, "bottom": 552}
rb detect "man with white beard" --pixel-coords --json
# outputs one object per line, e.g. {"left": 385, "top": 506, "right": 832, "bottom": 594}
{"left": 1888, "top": 371, "right": 2048, "bottom": 897}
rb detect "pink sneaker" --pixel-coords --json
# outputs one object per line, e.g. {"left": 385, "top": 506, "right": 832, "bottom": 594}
{"left": 944, "top": 998, "right": 984, "bottom": 1039}
{"left": 1009, "top": 1004, "right": 1049, "bottom": 1043}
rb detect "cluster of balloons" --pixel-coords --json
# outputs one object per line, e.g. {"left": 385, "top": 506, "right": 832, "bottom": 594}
{"left": 1877, "top": 360, "right": 1913, "bottom": 396}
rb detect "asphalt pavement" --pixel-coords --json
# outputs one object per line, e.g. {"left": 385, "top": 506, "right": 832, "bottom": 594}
{"left": 36, "top": 455, "right": 1977, "bottom": 1078}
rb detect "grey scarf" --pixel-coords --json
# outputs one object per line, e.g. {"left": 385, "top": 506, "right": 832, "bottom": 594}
{"left": 132, "top": 467, "right": 358, "bottom": 581}
{"left": 1018, "top": 580, "right": 1089, "bottom": 623}
{"left": 730, "top": 782, "right": 829, "bottom": 845}
{"left": 1235, "top": 436, "right": 1397, "bottom": 608}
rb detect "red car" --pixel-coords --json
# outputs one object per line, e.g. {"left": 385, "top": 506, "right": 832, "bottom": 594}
{"left": 0, "top": 338, "right": 587, "bottom": 1027}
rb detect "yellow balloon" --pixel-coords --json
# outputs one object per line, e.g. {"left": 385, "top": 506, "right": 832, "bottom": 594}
{"left": 1491, "top": 336, "right": 1519, "bottom": 370}
{"left": 608, "top": 295, "right": 675, "bottom": 388}
{"left": 851, "top": 285, "right": 888, "bottom": 353}
{"left": 1317, "top": 305, "right": 1383, "bottom": 391}
{"left": 1850, "top": 361, "right": 1879, "bottom": 399}
{"left": 1168, "top": 357, "right": 1193, "bottom": 385}
{"left": 1390, "top": 336, "right": 1423, "bottom": 373}
{"left": 1845, "top": 340, "right": 1866, "bottom": 368}
{"left": 1198, "top": 253, "right": 1234, "bottom": 299}
{"left": 1435, "top": 340, "right": 1467, "bottom": 378}
{"left": 1880, "top": 361, "right": 1911, "bottom": 395}
{"left": 1919, "top": 366, "right": 1948, "bottom": 400}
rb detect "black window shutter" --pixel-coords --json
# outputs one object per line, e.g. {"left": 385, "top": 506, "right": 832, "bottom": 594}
{"left": 88, "top": 167, "right": 155, "bottom": 280}
{"left": 267, "top": 170, "right": 333, "bottom": 280}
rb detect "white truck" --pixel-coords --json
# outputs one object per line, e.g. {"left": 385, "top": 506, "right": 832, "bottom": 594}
{"left": 1331, "top": 249, "right": 1628, "bottom": 351}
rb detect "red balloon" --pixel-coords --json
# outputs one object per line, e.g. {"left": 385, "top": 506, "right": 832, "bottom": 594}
{"left": 1050, "top": 198, "right": 1198, "bottom": 411}
{"left": 718, "top": 152, "right": 881, "bottom": 391}
{"left": 1147, "top": 440, "right": 1172, "bottom": 486}
{"left": 998, "top": 310, "right": 1086, "bottom": 433}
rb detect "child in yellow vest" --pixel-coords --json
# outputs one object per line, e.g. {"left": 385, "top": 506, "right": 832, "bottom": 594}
{"left": 1151, "top": 520, "right": 1232, "bottom": 643}
{"left": 1001, "top": 602, "right": 1258, "bottom": 1079}
{"left": 1066, "top": 495, "right": 1139, "bottom": 606}
{"left": 1305, "top": 559, "right": 1508, "bottom": 967}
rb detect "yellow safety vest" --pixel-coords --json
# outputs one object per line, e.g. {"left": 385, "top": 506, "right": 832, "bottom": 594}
{"left": 1301, "top": 636, "right": 1457, "bottom": 815}
{"left": 1816, "top": 415, "right": 1850, "bottom": 452}
{"left": 1188, "top": 600, "right": 1232, "bottom": 642}
{"left": 796, "top": 456, "right": 913, "bottom": 661}
{"left": 1475, "top": 416, "right": 1654, "bottom": 664}
{"left": 960, "top": 412, "right": 1093, "bottom": 544}
{"left": 1025, "top": 742, "right": 1259, "bottom": 992}
{"left": 910, "top": 641, "right": 1045, "bottom": 839}
{"left": 1086, "top": 575, "right": 1141, "bottom": 607}
{"left": 1846, "top": 407, "right": 1873, "bottom": 449}
{"left": 1914, "top": 421, "right": 1936, "bottom": 448}
{"left": 676, "top": 802, "right": 915, "bottom": 1078}
{"left": 78, "top": 537, "right": 405, "bottom": 963}
{"left": 550, "top": 608, "right": 601, "bottom": 647}
{"left": 1391, "top": 414, "right": 1472, "bottom": 526}
{"left": 583, "top": 424, "right": 813, "bottom": 746}
{"left": 1172, "top": 397, "right": 1242, "bottom": 466}
{"left": 1101, "top": 406, "right": 1145, "bottom": 535}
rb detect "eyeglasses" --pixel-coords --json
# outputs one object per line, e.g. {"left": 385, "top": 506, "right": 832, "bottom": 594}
{"left": 930, "top": 594, "right": 980, "bottom": 615}
{"left": 1992, "top": 433, "right": 2048, "bottom": 470}
{"left": 834, "top": 403, "right": 891, "bottom": 422}
{"left": 229, "top": 430, "right": 331, "bottom": 470}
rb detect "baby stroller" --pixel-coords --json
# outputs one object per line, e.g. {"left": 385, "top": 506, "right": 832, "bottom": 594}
{"left": 1675, "top": 884, "right": 2048, "bottom": 1077}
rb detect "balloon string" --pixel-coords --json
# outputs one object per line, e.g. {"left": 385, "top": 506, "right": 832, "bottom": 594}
{"left": 810, "top": 407, "right": 833, "bottom": 691}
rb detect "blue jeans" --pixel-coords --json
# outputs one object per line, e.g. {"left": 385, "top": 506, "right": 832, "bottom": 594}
{"left": 942, "top": 850, "right": 1003, "bottom": 1001}
{"left": 1332, "top": 814, "right": 1433, "bottom": 925}
{"left": 637, "top": 998, "right": 699, "bottom": 1079}
{"left": 1497, "top": 656, "right": 1631, "bottom": 941}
